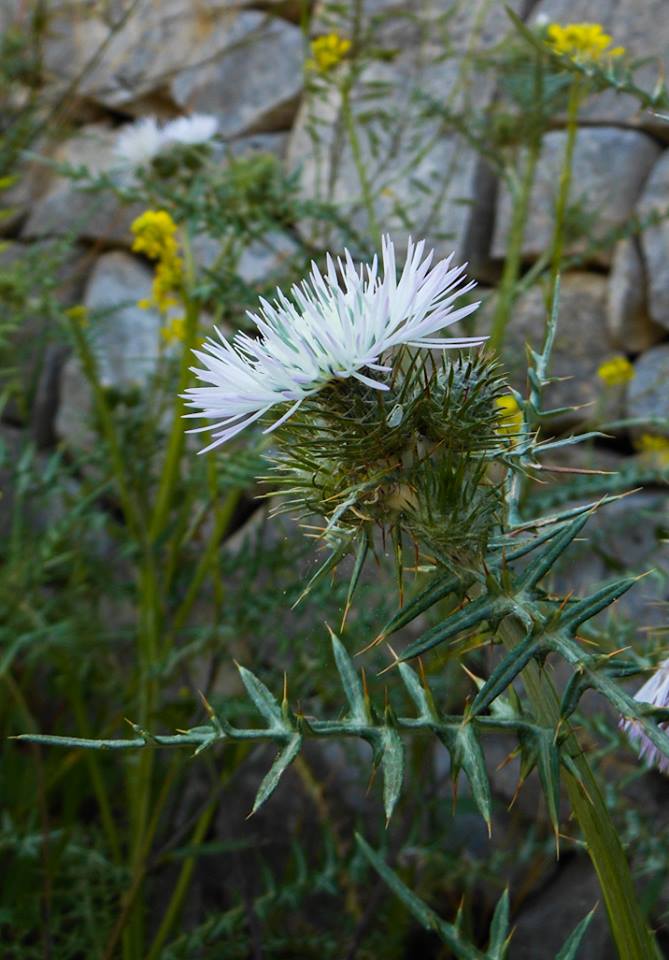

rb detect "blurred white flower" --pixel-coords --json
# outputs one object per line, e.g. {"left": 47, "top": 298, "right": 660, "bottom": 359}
{"left": 620, "top": 658, "right": 669, "bottom": 774}
{"left": 114, "top": 116, "right": 164, "bottom": 170}
{"left": 184, "top": 237, "right": 485, "bottom": 451}
{"left": 114, "top": 114, "right": 219, "bottom": 173}
{"left": 162, "top": 114, "right": 219, "bottom": 147}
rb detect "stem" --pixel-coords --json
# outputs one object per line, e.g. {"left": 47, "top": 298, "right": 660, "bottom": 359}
{"left": 548, "top": 78, "right": 581, "bottom": 315}
{"left": 340, "top": 77, "right": 381, "bottom": 247}
{"left": 490, "top": 56, "right": 544, "bottom": 352}
{"left": 499, "top": 617, "right": 660, "bottom": 960}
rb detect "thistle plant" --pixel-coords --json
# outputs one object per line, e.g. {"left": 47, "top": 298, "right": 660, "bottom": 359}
{"left": 19, "top": 235, "right": 669, "bottom": 960}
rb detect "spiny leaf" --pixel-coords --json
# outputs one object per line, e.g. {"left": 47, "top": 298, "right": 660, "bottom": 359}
{"left": 469, "top": 633, "right": 543, "bottom": 718}
{"left": 236, "top": 664, "right": 284, "bottom": 729}
{"left": 555, "top": 908, "right": 597, "bottom": 960}
{"left": 398, "top": 661, "right": 436, "bottom": 721}
{"left": 377, "top": 571, "right": 466, "bottom": 640}
{"left": 329, "top": 628, "right": 368, "bottom": 723}
{"left": 559, "top": 577, "right": 637, "bottom": 631}
{"left": 342, "top": 533, "right": 369, "bottom": 627}
{"left": 442, "top": 723, "right": 492, "bottom": 831}
{"left": 250, "top": 734, "right": 302, "bottom": 815}
{"left": 487, "top": 888, "right": 511, "bottom": 959}
{"left": 355, "top": 835, "right": 485, "bottom": 960}
{"left": 401, "top": 596, "right": 508, "bottom": 661}
{"left": 519, "top": 514, "right": 590, "bottom": 590}
{"left": 379, "top": 726, "right": 404, "bottom": 824}
{"left": 534, "top": 729, "right": 561, "bottom": 845}
{"left": 292, "top": 541, "right": 350, "bottom": 607}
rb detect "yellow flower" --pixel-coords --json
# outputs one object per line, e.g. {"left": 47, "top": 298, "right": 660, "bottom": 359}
{"left": 131, "top": 209, "right": 184, "bottom": 313}
{"left": 495, "top": 395, "right": 523, "bottom": 438}
{"left": 65, "top": 304, "right": 89, "bottom": 326}
{"left": 131, "top": 209, "right": 179, "bottom": 261}
{"left": 306, "top": 33, "right": 351, "bottom": 73}
{"left": 635, "top": 434, "right": 669, "bottom": 466}
{"left": 597, "top": 355, "right": 634, "bottom": 386}
{"left": 546, "top": 22, "right": 624, "bottom": 62}
{"left": 160, "top": 315, "right": 186, "bottom": 345}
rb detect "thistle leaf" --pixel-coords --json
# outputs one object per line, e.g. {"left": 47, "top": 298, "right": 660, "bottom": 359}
{"left": 250, "top": 734, "right": 302, "bottom": 815}
{"left": 378, "top": 571, "right": 466, "bottom": 640}
{"left": 380, "top": 726, "right": 404, "bottom": 824}
{"left": 519, "top": 514, "right": 590, "bottom": 590}
{"left": 330, "top": 628, "right": 368, "bottom": 723}
{"left": 555, "top": 908, "right": 596, "bottom": 960}
{"left": 398, "top": 661, "right": 436, "bottom": 721}
{"left": 355, "top": 835, "right": 485, "bottom": 960}
{"left": 487, "top": 888, "right": 511, "bottom": 959}
{"left": 401, "top": 596, "right": 507, "bottom": 661}
{"left": 442, "top": 723, "right": 492, "bottom": 831}
{"left": 236, "top": 664, "right": 284, "bottom": 729}
{"left": 559, "top": 577, "right": 637, "bottom": 631}
{"left": 469, "top": 633, "right": 543, "bottom": 718}
{"left": 534, "top": 729, "right": 561, "bottom": 843}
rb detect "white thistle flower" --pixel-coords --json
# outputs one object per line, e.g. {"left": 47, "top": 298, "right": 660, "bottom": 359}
{"left": 114, "top": 113, "right": 218, "bottom": 173}
{"left": 162, "top": 114, "right": 219, "bottom": 147}
{"left": 184, "top": 237, "right": 486, "bottom": 452}
{"left": 114, "top": 116, "right": 164, "bottom": 170}
{"left": 620, "top": 657, "right": 669, "bottom": 774}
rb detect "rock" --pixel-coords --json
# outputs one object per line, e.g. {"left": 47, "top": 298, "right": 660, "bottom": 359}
{"left": 22, "top": 125, "right": 143, "bottom": 244}
{"left": 638, "top": 151, "right": 669, "bottom": 331}
{"left": 510, "top": 856, "right": 612, "bottom": 960}
{"left": 607, "top": 238, "right": 664, "bottom": 352}
{"left": 626, "top": 344, "right": 669, "bottom": 438}
{"left": 500, "top": 273, "right": 617, "bottom": 422}
{"left": 171, "top": 13, "right": 303, "bottom": 138}
{"left": 529, "top": 0, "right": 669, "bottom": 139}
{"left": 42, "top": 1, "right": 245, "bottom": 112}
{"left": 228, "top": 132, "right": 289, "bottom": 159}
{"left": 56, "top": 252, "right": 162, "bottom": 449}
{"left": 287, "top": 0, "right": 526, "bottom": 258}
{"left": 492, "top": 128, "right": 660, "bottom": 267}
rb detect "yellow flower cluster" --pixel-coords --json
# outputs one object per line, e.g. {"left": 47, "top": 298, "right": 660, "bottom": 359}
{"left": 306, "top": 33, "right": 351, "bottom": 73}
{"left": 130, "top": 209, "right": 184, "bottom": 312}
{"left": 160, "top": 315, "right": 186, "bottom": 345}
{"left": 495, "top": 394, "right": 523, "bottom": 438}
{"left": 636, "top": 434, "right": 669, "bottom": 466}
{"left": 597, "top": 355, "right": 634, "bottom": 386}
{"left": 546, "top": 22, "right": 624, "bottom": 62}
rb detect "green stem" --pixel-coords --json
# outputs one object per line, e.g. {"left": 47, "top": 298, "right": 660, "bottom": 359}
{"left": 490, "top": 54, "right": 544, "bottom": 351}
{"left": 340, "top": 78, "right": 381, "bottom": 247}
{"left": 548, "top": 78, "right": 581, "bottom": 315}
{"left": 500, "top": 618, "right": 659, "bottom": 960}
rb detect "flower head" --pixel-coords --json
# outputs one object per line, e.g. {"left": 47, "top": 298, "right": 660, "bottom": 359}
{"left": 131, "top": 209, "right": 183, "bottom": 313}
{"left": 184, "top": 237, "right": 485, "bottom": 451}
{"left": 161, "top": 114, "right": 219, "bottom": 147}
{"left": 635, "top": 433, "right": 669, "bottom": 466}
{"left": 546, "top": 22, "right": 624, "bottom": 62}
{"left": 620, "top": 658, "right": 669, "bottom": 774}
{"left": 307, "top": 33, "right": 352, "bottom": 73}
{"left": 114, "top": 117, "right": 164, "bottom": 170}
{"left": 597, "top": 355, "right": 634, "bottom": 386}
{"left": 495, "top": 394, "right": 523, "bottom": 438}
{"left": 114, "top": 114, "right": 218, "bottom": 173}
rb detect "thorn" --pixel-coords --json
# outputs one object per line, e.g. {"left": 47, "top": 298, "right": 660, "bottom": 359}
{"left": 355, "top": 633, "right": 385, "bottom": 656}
{"left": 377, "top": 654, "right": 401, "bottom": 677}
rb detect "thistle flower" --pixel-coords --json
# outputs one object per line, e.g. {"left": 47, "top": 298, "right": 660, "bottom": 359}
{"left": 620, "top": 659, "right": 669, "bottom": 774}
{"left": 546, "top": 22, "right": 624, "bottom": 63}
{"left": 114, "top": 117, "right": 164, "bottom": 170}
{"left": 114, "top": 113, "right": 218, "bottom": 172}
{"left": 184, "top": 237, "right": 485, "bottom": 452}
{"left": 161, "top": 114, "right": 219, "bottom": 147}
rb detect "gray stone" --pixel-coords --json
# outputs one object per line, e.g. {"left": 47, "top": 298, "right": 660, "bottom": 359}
{"left": 288, "top": 0, "right": 526, "bottom": 258}
{"left": 639, "top": 151, "right": 669, "bottom": 331}
{"left": 41, "top": 1, "right": 253, "bottom": 112}
{"left": 626, "top": 344, "right": 669, "bottom": 438}
{"left": 56, "top": 252, "right": 162, "bottom": 449}
{"left": 171, "top": 13, "right": 303, "bottom": 138}
{"left": 492, "top": 128, "right": 660, "bottom": 267}
{"left": 607, "top": 238, "right": 664, "bottom": 352}
{"left": 500, "top": 273, "right": 617, "bottom": 423}
{"left": 510, "top": 857, "right": 611, "bottom": 960}
{"left": 529, "top": 0, "right": 669, "bottom": 138}
{"left": 22, "top": 125, "right": 143, "bottom": 244}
